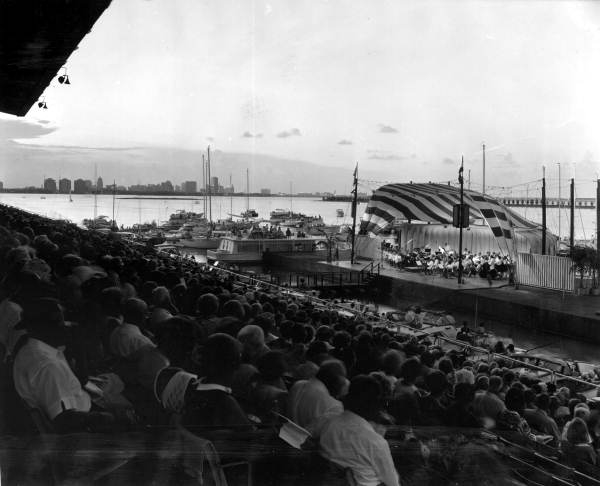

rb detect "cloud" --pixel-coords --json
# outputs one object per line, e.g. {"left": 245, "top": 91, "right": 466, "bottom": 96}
{"left": 378, "top": 124, "right": 398, "bottom": 134}
{"left": 368, "top": 151, "right": 407, "bottom": 161}
{"left": 242, "top": 131, "right": 263, "bottom": 138}
{"left": 37, "top": 120, "right": 51, "bottom": 125}
{"left": 442, "top": 157, "right": 455, "bottom": 165}
{"left": 276, "top": 128, "right": 301, "bottom": 138}
{"left": 206, "top": 136, "right": 214, "bottom": 142}
{"left": 0, "top": 118, "right": 57, "bottom": 143}
{"left": 338, "top": 139, "right": 352, "bottom": 145}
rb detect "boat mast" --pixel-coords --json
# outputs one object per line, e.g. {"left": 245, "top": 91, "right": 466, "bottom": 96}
{"left": 246, "top": 168, "right": 250, "bottom": 212}
{"left": 230, "top": 173, "right": 233, "bottom": 220}
{"left": 112, "top": 179, "right": 116, "bottom": 230}
{"left": 207, "top": 146, "right": 212, "bottom": 224}
{"left": 202, "top": 154, "right": 206, "bottom": 220}
{"left": 93, "top": 163, "right": 98, "bottom": 228}
{"left": 290, "top": 181, "right": 293, "bottom": 216}
{"left": 350, "top": 163, "right": 358, "bottom": 264}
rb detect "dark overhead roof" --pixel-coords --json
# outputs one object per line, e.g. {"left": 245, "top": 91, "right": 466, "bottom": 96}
{"left": 0, "top": 0, "right": 112, "bottom": 117}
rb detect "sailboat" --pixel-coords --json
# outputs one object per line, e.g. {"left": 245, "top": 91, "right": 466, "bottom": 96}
{"left": 175, "top": 146, "right": 222, "bottom": 250}
{"left": 69, "top": 190, "right": 73, "bottom": 202}
{"left": 241, "top": 168, "right": 258, "bottom": 219}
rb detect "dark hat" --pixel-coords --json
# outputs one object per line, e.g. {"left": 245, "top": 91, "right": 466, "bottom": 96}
{"left": 15, "top": 297, "right": 64, "bottom": 330}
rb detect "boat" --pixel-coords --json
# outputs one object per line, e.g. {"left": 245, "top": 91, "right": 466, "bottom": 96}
{"left": 269, "top": 209, "right": 306, "bottom": 224}
{"left": 241, "top": 209, "right": 259, "bottom": 218}
{"left": 322, "top": 194, "right": 370, "bottom": 202}
{"left": 207, "top": 235, "right": 318, "bottom": 263}
{"left": 83, "top": 215, "right": 114, "bottom": 230}
{"left": 159, "top": 210, "right": 204, "bottom": 230}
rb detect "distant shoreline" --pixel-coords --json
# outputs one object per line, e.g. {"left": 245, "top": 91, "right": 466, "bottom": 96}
{"left": 0, "top": 190, "right": 330, "bottom": 199}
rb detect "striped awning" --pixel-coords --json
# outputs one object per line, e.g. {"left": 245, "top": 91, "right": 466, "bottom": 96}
{"left": 360, "top": 183, "right": 540, "bottom": 256}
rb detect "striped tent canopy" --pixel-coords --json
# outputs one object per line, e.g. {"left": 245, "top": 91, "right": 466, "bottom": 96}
{"left": 360, "top": 183, "right": 540, "bottom": 256}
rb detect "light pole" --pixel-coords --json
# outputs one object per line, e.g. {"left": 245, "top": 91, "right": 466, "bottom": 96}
{"left": 557, "top": 162, "right": 561, "bottom": 241}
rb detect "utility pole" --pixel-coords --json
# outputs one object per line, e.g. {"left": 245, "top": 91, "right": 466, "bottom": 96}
{"left": 458, "top": 156, "right": 465, "bottom": 284}
{"left": 207, "top": 146, "right": 212, "bottom": 224}
{"left": 541, "top": 167, "right": 546, "bottom": 255}
{"left": 202, "top": 154, "right": 206, "bottom": 220}
{"left": 482, "top": 143, "right": 486, "bottom": 195}
{"left": 557, "top": 162, "right": 561, "bottom": 241}
{"left": 570, "top": 178, "right": 575, "bottom": 254}
{"left": 350, "top": 164, "right": 359, "bottom": 264}
{"left": 596, "top": 179, "right": 599, "bottom": 262}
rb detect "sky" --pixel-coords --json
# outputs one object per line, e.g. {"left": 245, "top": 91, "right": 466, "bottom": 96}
{"left": 1, "top": 0, "right": 600, "bottom": 195}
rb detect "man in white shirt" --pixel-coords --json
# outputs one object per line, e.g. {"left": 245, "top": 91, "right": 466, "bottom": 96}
{"left": 287, "top": 359, "right": 347, "bottom": 436}
{"left": 109, "top": 298, "right": 155, "bottom": 359}
{"left": 12, "top": 298, "right": 114, "bottom": 432}
{"left": 320, "top": 375, "right": 400, "bottom": 486}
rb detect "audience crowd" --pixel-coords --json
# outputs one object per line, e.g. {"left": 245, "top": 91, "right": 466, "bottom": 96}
{"left": 0, "top": 205, "right": 597, "bottom": 485}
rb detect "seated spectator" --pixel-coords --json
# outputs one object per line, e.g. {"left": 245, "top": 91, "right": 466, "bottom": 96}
{"left": 445, "top": 383, "right": 480, "bottom": 428}
{"left": 287, "top": 359, "right": 347, "bottom": 436}
{"left": 523, "top": 393, "right": 560, "bottom": 444}
{"left": 320, "top": 375, "right": 400, "bottom": 486}
{"left": 380, "top": 349, "right": 404, "bottom": 389}
{"left": 237, "top": 324, "right": 269, "bottom": 365}
{"left": 419, "top": 370, "right": 448, "bottom": 426}
{"left": 109, "top": 298, "right": 155, "bottom": 359}
{"left": 392, "top": 357, "right": 421, "bottom": 425}
{"left": 12, "top": 298, "right": 115, "bottom": 433}
{"left": 182, "top": 333, "right": 251, "bottom": 432}
{"left": 249, "top": 350, "right": 289, "bottom": 422}
{"left": 562, "top": 417, "right": 597, "bottom": 466}
{"left": 472, "top": 375, "right": 506, "bottom": 427}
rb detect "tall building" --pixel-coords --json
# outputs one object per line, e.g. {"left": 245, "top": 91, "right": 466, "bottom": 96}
{"left": 97, "top": 177, "right": 103, "bottom": 193}
{"left": 260, "top": 188, "right": 271, "bottom": 195}
{"left": 211, "top": 177, "right": 219, "bottom": 190}
{"left": 0, "top": 181, "right": 4, "bottom": 191}
{"left": 43, "top": 178, "right": 57, "bottom": 193}
{"left": 159, "top": 180, "right": 174, "bottom": 192}
{"left": 73, "top": 179, "right": 93, "bottom": 194}
{"left": 58, "top": 178, "right": 71, "bottom": 194}
{"left": 182, "top": 181, "right": 197, "bottom": 194}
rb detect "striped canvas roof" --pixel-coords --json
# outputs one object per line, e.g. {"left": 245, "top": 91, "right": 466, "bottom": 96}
{"left": 360, "top": 183, "right": 540, "bottom": 256}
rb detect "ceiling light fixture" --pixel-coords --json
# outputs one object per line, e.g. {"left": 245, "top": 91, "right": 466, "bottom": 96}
{"left": 58, "top": 67, "right": 70, "bottom": 85}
